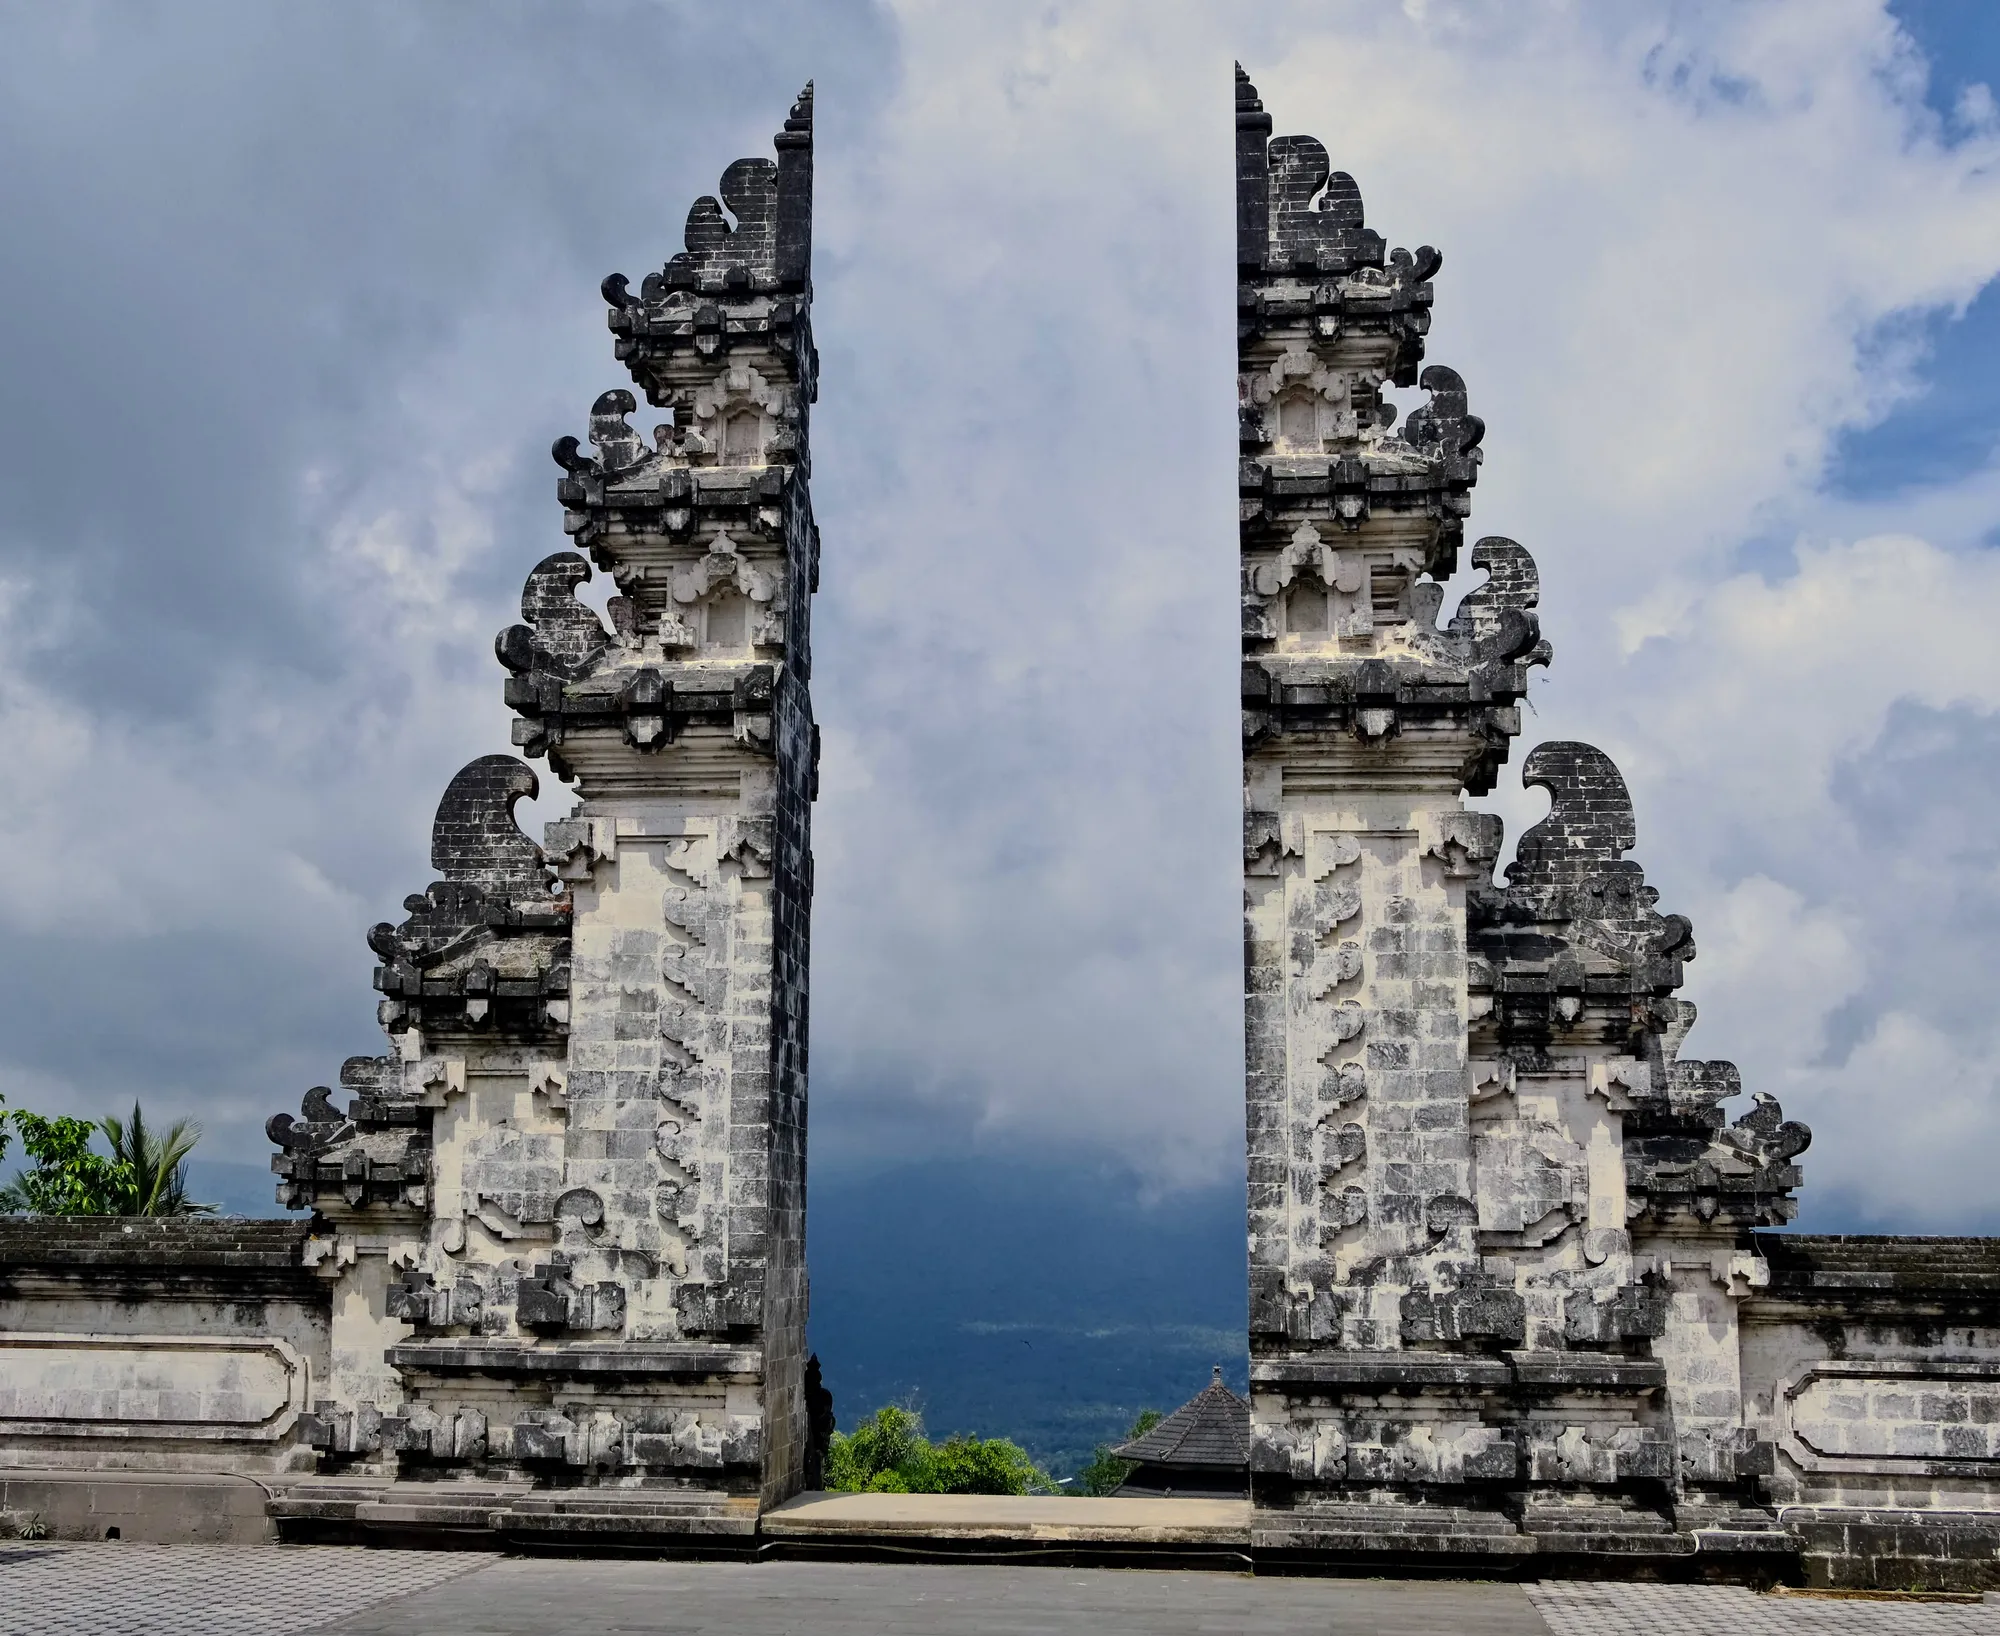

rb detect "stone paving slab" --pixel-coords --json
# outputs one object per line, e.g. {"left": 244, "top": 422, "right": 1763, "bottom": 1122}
{"left": 316, "top": 1558, "right": 1552, "bottom": 1635}
{"left": 762, "top": 1491, "right": 1251, "bottom": 1542}
{"left": 1527, "top": 1580, "right": 2000, "bottom": 1636}
{"left": 6, "top": 1543, "right": 2000, "bottom": 1636}
{"left": 0, "top": 1542, "right": 486, "bottom": 1636}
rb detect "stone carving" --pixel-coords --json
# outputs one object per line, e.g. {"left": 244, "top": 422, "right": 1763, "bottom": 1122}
{"left": 495, "top": 553, "right": 609, "bottom": 680}
{"left": 1, "top": 61, "right": 1991, "bottom": 1585}
{"left": 1237, "top": 63, "right": 1818, "bottom": 1563}
{"left": 266, "top": 88, "right": 820, "bottom": 1531}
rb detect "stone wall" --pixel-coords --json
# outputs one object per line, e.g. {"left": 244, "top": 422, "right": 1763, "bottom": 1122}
{"left": 1740, "top": 1235, "right": 2000, "bottom": 1588}
{"left": 0, "top": 1219, "right": 326, "bottom": 1489}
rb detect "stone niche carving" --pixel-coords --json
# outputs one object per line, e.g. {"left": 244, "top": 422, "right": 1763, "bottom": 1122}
{"left": 684, "top": 363, "right": 793, "bottom": 468}
{"left": 1783, "top": 1363, "right": 2000, "bottom": 1471}
{"left": 669, "top": 532, "right": 786, "bottom": 654}
{"left": 0, "top": 1336, "right": 308, "bottom": 1442}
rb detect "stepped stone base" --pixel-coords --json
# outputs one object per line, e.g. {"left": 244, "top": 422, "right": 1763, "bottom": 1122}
{"left": 268, "top": 1476, "right": 760, "bottom": 1547}
{"left": 1252, "top": 1499, "right": 1796, "bottom": 1577}
{"left": 8, "top": 1468, "right": 1998, "bottom": 1585}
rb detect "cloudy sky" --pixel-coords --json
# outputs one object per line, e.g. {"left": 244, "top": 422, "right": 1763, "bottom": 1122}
{"left": 2, "top": 1, "right": 1997, "bottom": 1232}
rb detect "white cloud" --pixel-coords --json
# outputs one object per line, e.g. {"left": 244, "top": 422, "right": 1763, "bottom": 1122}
{"left": 1677, "top": 875, "right": 1866, "bottom": 1066}
{"left": 5, "top": 2, "right": 2000, "bottom": 1227}
{"left": 1797, "top": 1011, "right": 2000, "bottom": 1229}
{"left": 1590, "top": 524, "right": 2000, "bottom": 1225}
{"left": 799, "top": 0, "right": 2000, "bottom": 1207}
{"left": 1619, "top": 531, "right": 2000, "bottom": 848}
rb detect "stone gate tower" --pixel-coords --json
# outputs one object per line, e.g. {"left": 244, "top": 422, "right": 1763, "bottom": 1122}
{"left": 3, "top": 67, "right": 1998, "bottom": 1587}
{"left": 265, "top": 88, "right": 820, "bottom": 1539}
{"left": 1236, "top": 67, "right": 1811, "bottom": 1562}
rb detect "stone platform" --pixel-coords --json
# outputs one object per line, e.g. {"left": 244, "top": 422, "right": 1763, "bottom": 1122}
{"left": 10, "top": 1466, "right": 2000, "bottom": 1588}
{"left": 263, "top": 1483, "right": 1250, "bottom": 1564}
{"left": 759, "top": 1492, "right": 1253, "bottom": 1565}
{"left": 9, "top": 1541, "right": 2000, "bottom": 1636}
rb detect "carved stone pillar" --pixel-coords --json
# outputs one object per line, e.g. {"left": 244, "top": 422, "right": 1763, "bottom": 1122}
{"left": 1235, "top": 66, "right": 1805, "bottom": 1562}
{"left": 270, "top": 87, "right": 818, "bottom": 1537}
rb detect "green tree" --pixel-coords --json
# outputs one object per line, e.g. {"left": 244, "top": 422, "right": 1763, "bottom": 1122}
{"left": 101, "top": 1102, "right": 213, "bottom": 1216}
{"left": 825, "top": 1404, "right": 927, "bottom": 1492}
{"left": 0, "top": 1111, "right": 129, "bottom": 1214}
{"left": 1071, "top": 1407, "right": 1162, "bottom": 1497}
{"left": 923, "top": 1434, "right": 1055, "bottom": 1496}
{"left": 824, "top": 1405, "right": 1057, "bottom": 1496}
{"left": 0, "top": 1097, "right": 214, "bottom": 1217}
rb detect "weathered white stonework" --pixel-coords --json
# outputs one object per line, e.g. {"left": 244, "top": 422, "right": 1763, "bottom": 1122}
{"left": 257, "top": 87, "right": 822, "bottom": 1537}
{"left": 0, "top": 1336, "right": 306, "bottom": 1440}
{"left": 0, "top": 1220, "right": 330, "bottom": 1482}
{"left": 1234, "top": 63, "right": 2000, "bottom": 1582}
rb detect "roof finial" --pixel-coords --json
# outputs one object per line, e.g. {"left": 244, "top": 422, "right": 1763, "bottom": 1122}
{"left": 1235, "top": 62, "right": 1264, "bottom": 116}
{"left": 783, "top": 81, "right": 814, "bottom": 140}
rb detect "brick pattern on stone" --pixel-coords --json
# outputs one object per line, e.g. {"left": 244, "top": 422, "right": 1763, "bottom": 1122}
{"left": 1235, "top": 61, "right": 1825, "bottom": 1560}
{"left": 263, "top": 85, "right": 819, "bottom": 1522}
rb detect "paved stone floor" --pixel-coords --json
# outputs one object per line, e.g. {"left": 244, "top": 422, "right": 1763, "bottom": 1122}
{"left": 2, "top": 1543, "right": 1998, "bottom": 1636}
{"left": 0, "top": 1542, "right": 483, "bottom": 1636}
{"left": 1526, "top": 1580, "right": 2000, "bottom": 1636}
{"left": 315, "top": 1558, "right": 1553, "bottom": 1635}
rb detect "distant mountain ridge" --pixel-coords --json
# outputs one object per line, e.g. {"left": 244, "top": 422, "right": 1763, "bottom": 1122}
{"left": 805, "top": 1157, "right": 1246, "bottom": 1477}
